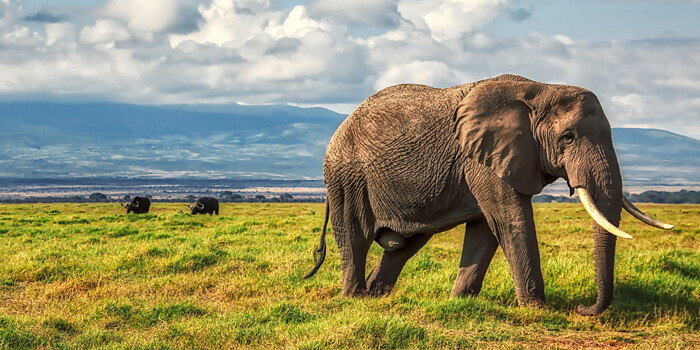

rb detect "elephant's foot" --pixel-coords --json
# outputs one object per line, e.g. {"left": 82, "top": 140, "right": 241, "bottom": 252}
{"left": 511, "top": 275, "right": 546, "bottom": 307}
{"left": 340, "top": 269, "right": 369, "bottom": 298}
{"left": 366, "top": 274, "right": 395, "bottom": 296}
{"left": 341, "top": 287, "right": 370, "bottom": 297}
{"left": 526, "top": 298, "right": 546, "bottom": 308}
{"left": 450, "top": 267, "right": 484, "bottom": 297}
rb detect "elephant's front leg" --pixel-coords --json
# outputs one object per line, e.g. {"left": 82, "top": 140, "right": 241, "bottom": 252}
{"left": 451, "top": 217, "right": 499, "bottom": 297}
{"left": 366, "top": 232, "right": 433, "bottom": 295}
{"left": 465, "top": 165, "right": 545, "bottom": 306}
{"left": 491, "top": 194, "right": 545, "bottom": 305}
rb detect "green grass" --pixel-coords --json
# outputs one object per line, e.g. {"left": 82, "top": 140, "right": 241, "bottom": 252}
{"left": 0, "top": 202, "right": 697, "bottom": 349}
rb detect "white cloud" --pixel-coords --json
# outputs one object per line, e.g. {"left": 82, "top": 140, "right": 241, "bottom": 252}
{"left": 374, "top": 60, "right": 457, "bottom": 90}
{"left": 398, "top": 0, "right": 510, "bottom": 41}
{"left": 45, "top": 22, "right": 75, "bottom": 45}
{"left": 0, "top": 1, "right": 44, "bottom": 47}
{"left": 79, "top": 19, "right": 131, "bottom": 44}
{"left": 553, "top": 34, "right": 574, "bottom": 45}
{"left": 654, "top": 77, "right": 700, "bottom": 92}
{"left": 0, "top": 0, "right": 697, "bottom": 138}
{"left": 98, "top": 0, "right": 200, "bottom": 40}
{"left": 265, "top": 6, "right": 329, "bottom": 39}
{"left": 610, "top": 93, "right": 646, "bottom": 121}
{"left": 169, "top": 0, "right": 277, "bottom": 47}
{"left": 0, "top": 0, "right": 20, "bottom": 32}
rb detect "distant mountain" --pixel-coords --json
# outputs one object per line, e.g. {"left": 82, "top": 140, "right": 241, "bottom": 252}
{"left": 612, "top": 128, "right": 700, "bottom": 185}
{"left": 1, "top": 102, "right": 698, "bottom": 185}
{"left": 0, "top": 102, "right": 346, "bottom": 179}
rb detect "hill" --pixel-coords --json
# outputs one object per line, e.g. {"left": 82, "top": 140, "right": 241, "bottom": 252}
{"left": 612, "top": 128, "right": 700, "bottom": 185}
{"left": 0, "top": 102, "right": 345, "bottom": 179}
{"left": 1, "top": 102, "right": 698, "bottom": 185}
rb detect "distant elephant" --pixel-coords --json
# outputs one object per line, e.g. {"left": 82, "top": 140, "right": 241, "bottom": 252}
{"left": 121, "top": 196, "right": 151, "bottom": 214}
{"left": 189, "top": 197, "right": 219, "bottom": 215}
{"left": 305, "top": 74, "right": 673, "bottom": 316}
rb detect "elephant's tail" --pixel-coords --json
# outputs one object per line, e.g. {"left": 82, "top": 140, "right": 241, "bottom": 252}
{"left": 303, "top": 201, "right": 329, "bottom": 279}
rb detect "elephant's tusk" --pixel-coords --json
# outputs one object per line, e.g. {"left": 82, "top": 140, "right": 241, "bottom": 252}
{"left": 131, "top": 202, "right": 139, "bottom": 207}
{"left": 576, "top": 188, "right": 633, "bottom": 239}
{"left": 622, "top": 196, "right": 674, "bottom": 230}
{"left": 197, "top": 203, "right": 204, "bottom": 209}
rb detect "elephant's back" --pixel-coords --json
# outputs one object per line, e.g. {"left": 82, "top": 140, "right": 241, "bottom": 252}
{"left": 325, "top": 84, "right": 462, "bottom": 165}
{"left": 323, "top": 84, "right": 480, "bottom": 233}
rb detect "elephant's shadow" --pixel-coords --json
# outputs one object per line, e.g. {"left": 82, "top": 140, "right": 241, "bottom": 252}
{"left": 611, "top": 280, "right": 697, "bottom": 315}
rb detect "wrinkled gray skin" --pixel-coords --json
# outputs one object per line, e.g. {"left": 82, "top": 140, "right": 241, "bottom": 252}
{"left": 308, "top": 74, "right": 624, "bottom": 316}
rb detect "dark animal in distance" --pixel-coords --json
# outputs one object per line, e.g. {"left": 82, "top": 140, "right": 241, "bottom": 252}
{"left": 121, "top": 196, "right": 151, "bottom": 214}
{"left": 189, "top": 197, "right": 219, "bottom": 215}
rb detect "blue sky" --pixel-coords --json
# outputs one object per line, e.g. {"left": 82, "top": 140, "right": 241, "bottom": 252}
{"left": 3, "top": 0, "right": 700, "bottom": 137}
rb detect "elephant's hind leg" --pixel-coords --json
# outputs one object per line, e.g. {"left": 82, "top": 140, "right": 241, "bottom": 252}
{"left": 334, "top": 226, "right": 373, "bottom": 296}
{"left": 451, "top": 217, "right": 499, "bottom": 297}
{"left": 366, "top": 232, "right": 433, "bottom": 296}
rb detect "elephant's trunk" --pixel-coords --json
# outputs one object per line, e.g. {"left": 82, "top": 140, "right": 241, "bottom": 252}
{"left": 577, "top": 223, "right": 617, "bottom": 315}
{"left": 568, "top": 140, "right": 623, "bottom": 316}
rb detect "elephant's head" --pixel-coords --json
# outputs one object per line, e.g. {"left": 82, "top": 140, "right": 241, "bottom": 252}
{"left": 454, "top": 74, "right": 673, "bottom": 315}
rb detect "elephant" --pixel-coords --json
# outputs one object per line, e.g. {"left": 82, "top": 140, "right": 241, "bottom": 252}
{"left": 189, "top": 197, "right": 219, "bottom": 215}
{"left": 304, "top": 74, "right": 674, "bottom": 316}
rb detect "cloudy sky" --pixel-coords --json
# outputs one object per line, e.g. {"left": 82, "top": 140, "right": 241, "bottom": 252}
{"left": 2, "top": 0, "right": 700, "bottom": 138}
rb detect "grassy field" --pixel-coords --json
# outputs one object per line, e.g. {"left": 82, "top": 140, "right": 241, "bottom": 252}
{"left": 0, "top": 202, "right": 697, "bottom": 349}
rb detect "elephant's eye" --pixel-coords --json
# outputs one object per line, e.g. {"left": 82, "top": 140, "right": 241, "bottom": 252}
{"left": 560, "top": 131, "right": 575, "bottom": 145}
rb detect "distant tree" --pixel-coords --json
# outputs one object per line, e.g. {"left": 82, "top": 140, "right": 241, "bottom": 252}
{"left": 185, "top": 194, "right": 197, "bottom": 202}
{"left": 219, "top": 191, "right": 245, "bottom": 202}
{"left": 254, "top": 195, "right": 266, "bottom": 202}
{"left": 533, "top": 195, "right": 555, "bottom": 203}
{"left": 533, "top": 195, "right": 576, "bottom": 203}
{"left": 68, "top": 196, "right": 85, "bottom": 203}
{"left": 629, "top": 190, "right": 700, "bottom": 204}
{"left": 279, "top": 193, "right": 294, "bottom": 202}
{"left": 88, "top": 192, "right": 108, "bottom": 202}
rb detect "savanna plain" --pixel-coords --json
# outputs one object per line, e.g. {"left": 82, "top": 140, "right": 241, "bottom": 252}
{"left": 0, "top": 203, "right": 697, "bottom": 349}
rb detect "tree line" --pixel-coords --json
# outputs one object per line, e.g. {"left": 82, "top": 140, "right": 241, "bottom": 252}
{"left": 1, "top": 190, "right": 698, "bottom": 204}
{"left": 532, "top": 190, "right": 700, "bottom": 204}
{"left": 0, "top": 191, "right": 325, "bottom": 204}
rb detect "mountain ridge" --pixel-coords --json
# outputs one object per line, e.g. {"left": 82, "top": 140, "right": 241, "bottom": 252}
{"left": 1, "top": 102, "right": 697, "bottom": 185}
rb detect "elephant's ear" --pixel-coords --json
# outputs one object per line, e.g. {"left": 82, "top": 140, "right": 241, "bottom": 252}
{"left": 454, "top": 81, "right": 545, "bottom": 195}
